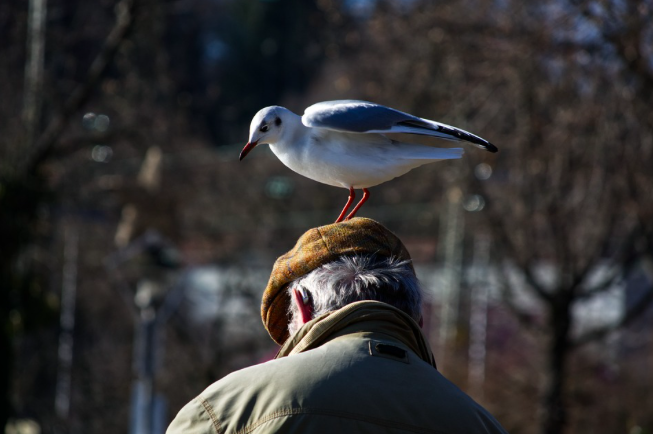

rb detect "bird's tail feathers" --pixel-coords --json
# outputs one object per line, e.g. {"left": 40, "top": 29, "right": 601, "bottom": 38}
{"left": 390, "top": 122, "right": 461, "bottom": 142}
{"left": 395, "top": 119, "right": 498, "bottom": 153}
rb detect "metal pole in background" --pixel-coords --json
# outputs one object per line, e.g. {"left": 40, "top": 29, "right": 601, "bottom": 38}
{"left": 436, "top": 186, "right": 465, "bottom": 367}
{"left": 115, "top": 233, "right": 180, "bottom": 434}
{"left": 55, "top": 224, "right": 78, "bottom": 421}
{"left": 130, "top": 287, "right": 158, "bottom": 434}
{"left": 468, "top": 233, "right": 490, "bottom": 400}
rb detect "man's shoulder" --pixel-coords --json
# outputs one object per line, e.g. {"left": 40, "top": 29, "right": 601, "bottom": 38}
{"left": 202, "top": 356, "right": 290, "bottom": 398}
{"left": 167, "top": 358, "right": 293, "bottom": 434}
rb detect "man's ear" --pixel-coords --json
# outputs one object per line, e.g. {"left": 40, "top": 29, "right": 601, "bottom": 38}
{"left": 292, "top": 287, "right": 313, "bottom": 325}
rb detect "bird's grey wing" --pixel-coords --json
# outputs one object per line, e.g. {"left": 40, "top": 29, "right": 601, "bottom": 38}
{"left": 302, "top": 100, "right": 498, "bottom": 153}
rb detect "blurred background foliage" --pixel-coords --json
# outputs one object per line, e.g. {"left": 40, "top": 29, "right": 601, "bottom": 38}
{"left": 1, "top": 0, "right": 652, "bottom": 433}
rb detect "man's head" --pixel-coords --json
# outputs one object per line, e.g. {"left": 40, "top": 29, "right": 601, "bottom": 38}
{"left": 261, "top": 217, "right": 420, "bottom": 345}
{"left": 287, "top": 254, "right": 421, "bottom": 336}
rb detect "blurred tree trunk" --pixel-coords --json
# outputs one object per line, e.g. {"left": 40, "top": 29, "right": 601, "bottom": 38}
{"left": 543, "top": 294, "right": 571, "bottom": 434}
{"left": 0, "top": 0, "right": 48, "bottom": 428}
{"left": 0, "top": 0, "right": 138, "bottom": 430}
{"left": 22, "top": 0, "right": 47, "bottom": 151}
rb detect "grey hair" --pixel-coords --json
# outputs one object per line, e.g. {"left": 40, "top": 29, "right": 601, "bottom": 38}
{"left": 287, "top": 255, "right": 421, "bottom": 336}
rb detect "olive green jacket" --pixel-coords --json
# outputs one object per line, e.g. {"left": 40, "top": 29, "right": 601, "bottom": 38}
{"left": 167, "top": 301, "right": 508, "bottom": 434}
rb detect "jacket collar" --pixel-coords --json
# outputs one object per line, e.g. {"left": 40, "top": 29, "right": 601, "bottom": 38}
{"left": 276, "top": 300, "right": 437, "bottom": 369}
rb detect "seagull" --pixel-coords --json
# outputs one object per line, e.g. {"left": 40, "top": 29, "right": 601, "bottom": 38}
{"left": 240, "top": 100, "right": 497, "bottom": 222}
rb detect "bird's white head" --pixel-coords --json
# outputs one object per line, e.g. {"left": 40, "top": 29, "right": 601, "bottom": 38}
{"left": 240, "top": 106, "right": 289, "bottom": 161}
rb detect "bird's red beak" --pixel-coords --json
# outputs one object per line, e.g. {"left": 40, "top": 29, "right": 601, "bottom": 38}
{"left": 239, "top": 140, "right": 258, "bottom": 161}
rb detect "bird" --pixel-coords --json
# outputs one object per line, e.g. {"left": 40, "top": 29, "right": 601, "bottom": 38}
{"left": 240, "top": 100, "right": 497, "bottom": 223}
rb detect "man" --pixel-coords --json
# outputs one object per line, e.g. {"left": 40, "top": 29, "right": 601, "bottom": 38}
{"left": 168, "top": 218, "right": 508, "bottom": 434}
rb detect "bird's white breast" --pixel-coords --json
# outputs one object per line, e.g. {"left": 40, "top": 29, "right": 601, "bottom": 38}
{"left": 270, "top": 130, "right": 427, "bottom": 189}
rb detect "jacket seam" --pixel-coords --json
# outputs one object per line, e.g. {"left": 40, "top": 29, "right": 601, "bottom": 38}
{"left": 234, "top": 407, "right": 449, "bottom": 434}
{"left": 197, "top": 396, "right": 223, "bottom": 434}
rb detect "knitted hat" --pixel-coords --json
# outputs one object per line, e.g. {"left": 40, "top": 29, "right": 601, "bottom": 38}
{"left": 262, "top": 217, "right": 413, "bottom": 345}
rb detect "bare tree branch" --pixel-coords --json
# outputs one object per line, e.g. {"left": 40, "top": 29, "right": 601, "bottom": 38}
{"left": 471, "top": 173, "right": 555, "bottom": 303}
{"left": 572, "top": 283, "right": 653, "bottom": 348}
{"left": 496, "top": 266, "right": 544, "bottom": 332}
{"left": 568, "top": 0, "right": 653, "bottom": 91}
{"left": 20, "top": 0, "right": 138, "bottom": 175}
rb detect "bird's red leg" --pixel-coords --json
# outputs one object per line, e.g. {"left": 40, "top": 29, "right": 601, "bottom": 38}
{"left": 335, "top": 187, "right": 356, "bottom": 223}
{"left": 345, "top": 188, "right": 370, "bottom": 220}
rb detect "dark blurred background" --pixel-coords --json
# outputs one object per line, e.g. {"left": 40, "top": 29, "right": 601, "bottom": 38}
{"left": 1, "top": 0, "right": 653, "bottom": 433}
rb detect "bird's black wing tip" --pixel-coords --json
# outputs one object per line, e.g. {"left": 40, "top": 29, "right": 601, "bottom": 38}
{"left": 484, "top": 142, "right": 499, "bottom": 153}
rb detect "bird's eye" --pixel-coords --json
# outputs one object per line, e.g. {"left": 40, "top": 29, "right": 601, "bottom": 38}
{"left": 260, "top": 124, "right": 270, "bottom": 133}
